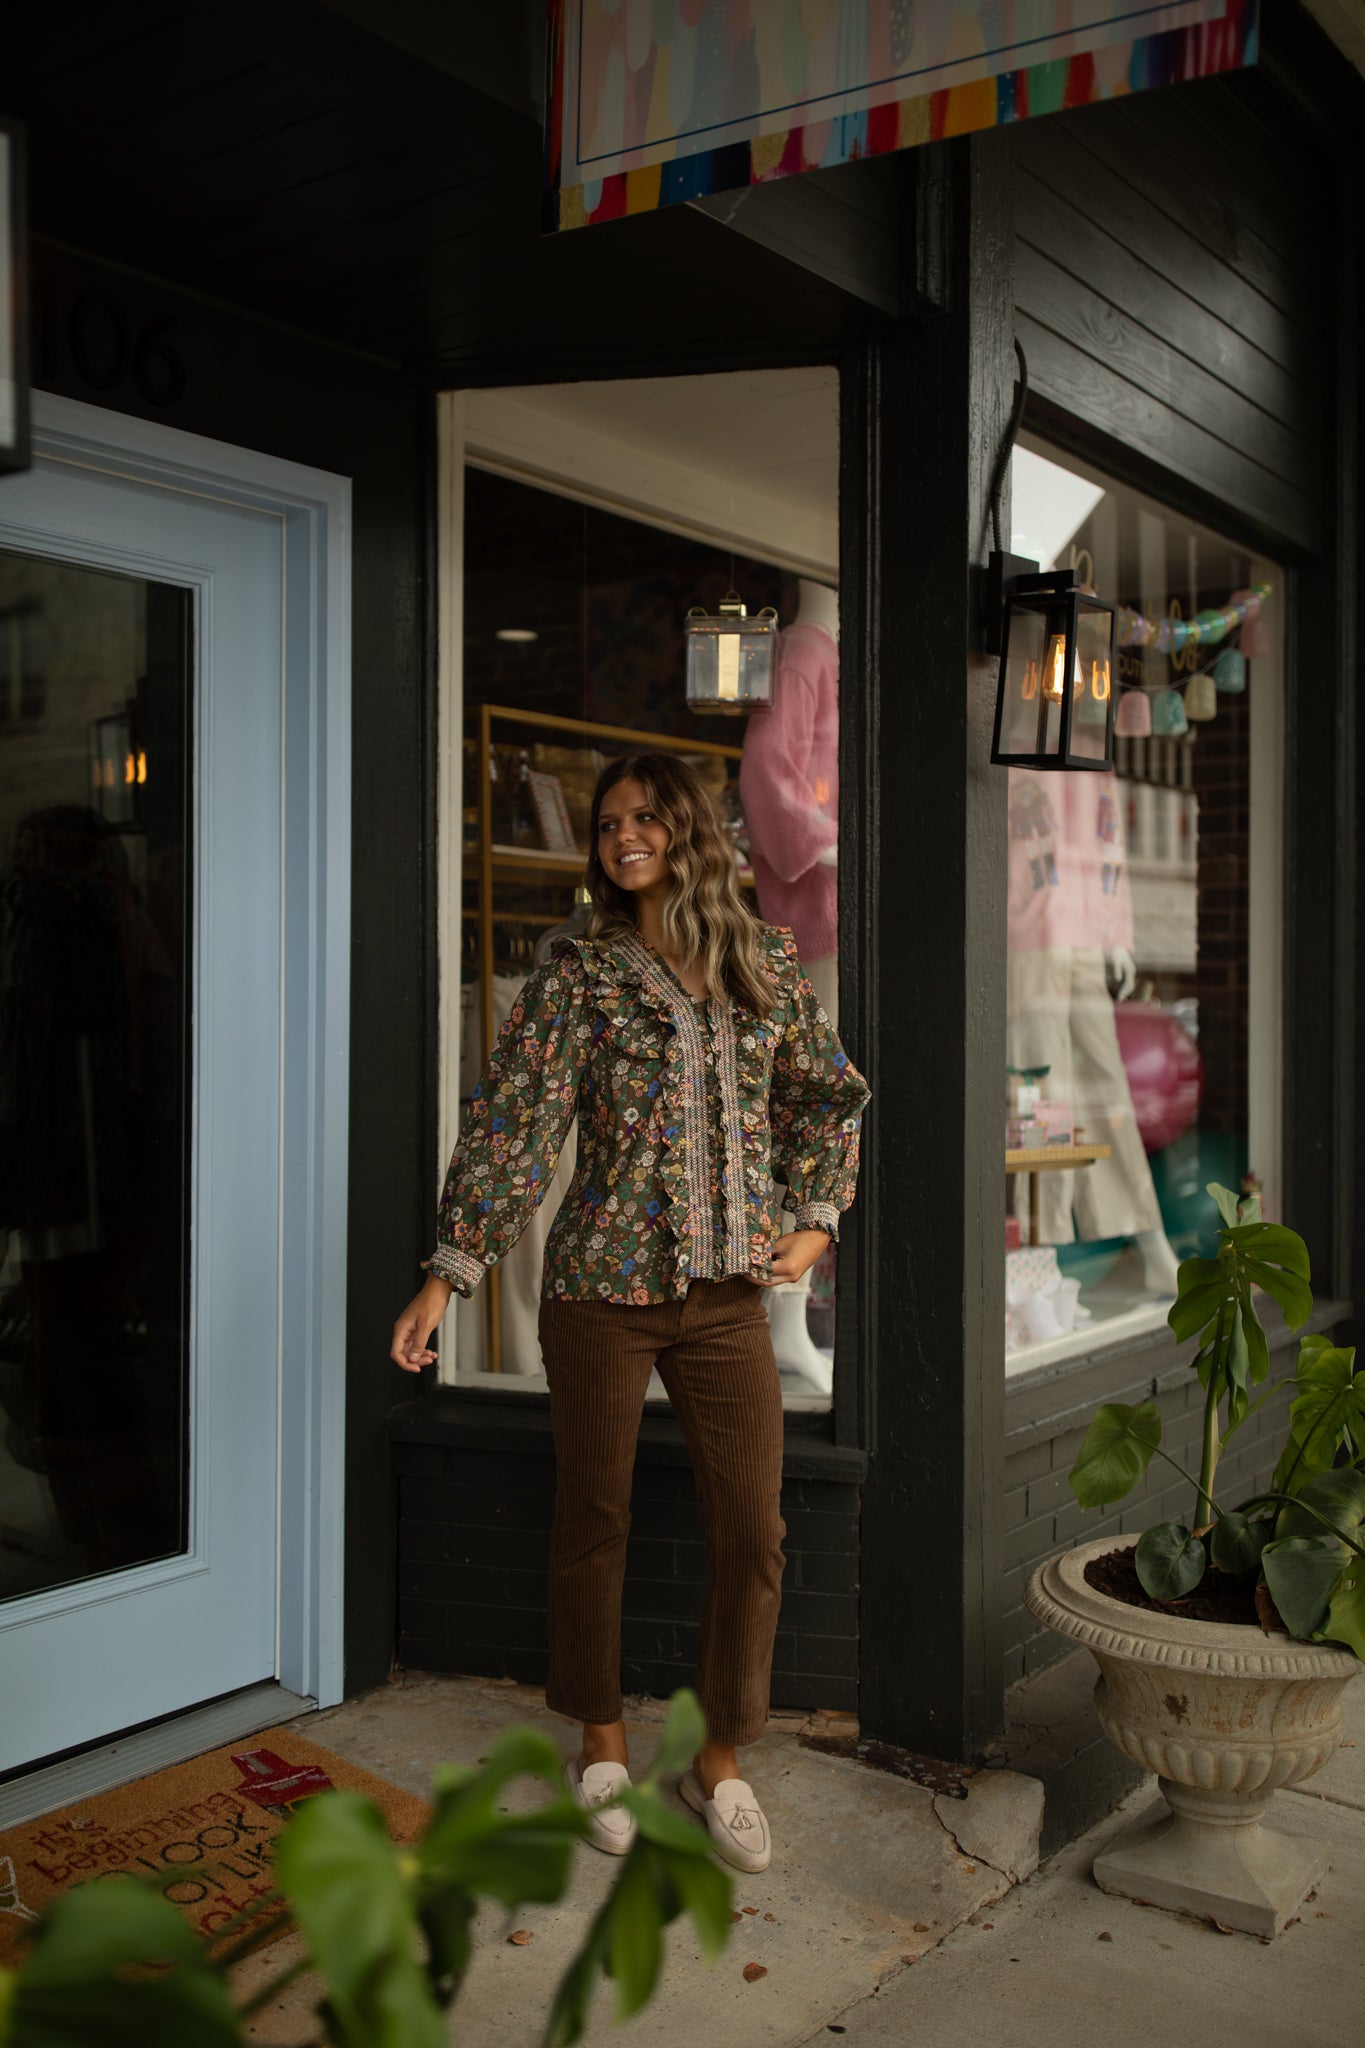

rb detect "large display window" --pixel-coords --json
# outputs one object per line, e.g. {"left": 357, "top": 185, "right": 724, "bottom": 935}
{"left": 436, "top": 371, "right": 844, "bottom": 1411}
{"left": 1004, "top": 438, "right": 1283, "bottom": 1375}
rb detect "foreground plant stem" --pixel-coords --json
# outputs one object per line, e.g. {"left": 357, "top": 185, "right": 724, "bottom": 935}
{"left": 1197, "top": 1293, "right": 1230, "bottom": 1527}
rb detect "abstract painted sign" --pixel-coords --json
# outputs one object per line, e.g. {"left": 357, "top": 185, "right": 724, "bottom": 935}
{"left": 546, "top": 0, "right": 1259, "bottom": 230}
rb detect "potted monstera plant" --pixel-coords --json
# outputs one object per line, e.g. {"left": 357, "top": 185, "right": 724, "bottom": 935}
{"left": 1024, "top": 1184, "right": 1363, "bottom": 1938}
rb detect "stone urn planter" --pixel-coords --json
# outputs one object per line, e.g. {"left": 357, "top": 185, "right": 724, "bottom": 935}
{"left": 1025, "top": 1534, "right": 1361, "bottom": 1937}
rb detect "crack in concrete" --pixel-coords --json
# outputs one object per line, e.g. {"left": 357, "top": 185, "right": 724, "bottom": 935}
{"left": 929, "top": 1796, "right": 1015, "bottom": 1883}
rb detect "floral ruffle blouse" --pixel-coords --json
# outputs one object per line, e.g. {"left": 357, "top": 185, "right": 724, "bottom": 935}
{"left": 421, "top": 922, "right": 870, "bottom": 1305}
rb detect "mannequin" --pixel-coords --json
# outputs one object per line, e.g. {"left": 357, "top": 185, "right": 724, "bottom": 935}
{"left": 1007, "top": 768, "right": 1180, "bottom": 1295}
{"left": 739, "top": 577, "right": 841, "bottom": 1391}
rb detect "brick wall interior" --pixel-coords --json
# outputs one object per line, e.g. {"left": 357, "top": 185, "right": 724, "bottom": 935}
{"left": 395, "top": 1440, "right": 861, "bottom": 1715}
{"left": 1003, "top": 1357, "right": 1295, "bottom": 1687}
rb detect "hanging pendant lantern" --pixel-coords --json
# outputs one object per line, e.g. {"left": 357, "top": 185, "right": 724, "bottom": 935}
{"left": 1114, "top": 687, "right": 1152, "bottom": 737}
{"left": 1231, "top": 588, "right": 1272, "bottom": 660}
{"left": 1213, "top": 648, "right": 1246, "bottom": 694}
{"left": 1151, "top": 688, "right": 1189, "bottom": 738}
{"left": 1185, "top": 670, "right": 1218, "bottom": 721}
{"left": 989, "top": 566, "right": 1116, "bottom": 771}
{"left": 684, "top": 591, "right": 779, "bottom": 714}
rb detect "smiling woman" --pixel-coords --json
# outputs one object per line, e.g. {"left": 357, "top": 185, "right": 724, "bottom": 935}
{"left": 439, "top": 363, "right": 846, "bottom": 1412}
{"left": 390, "top": 742, "right": 868, "bottom": 1871}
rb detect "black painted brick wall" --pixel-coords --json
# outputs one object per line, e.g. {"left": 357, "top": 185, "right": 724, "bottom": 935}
{"left": 1002, "top": 1341, "right": 1298, "bottom": 1688}
{"left": 395, "top": 1442, "right": 861, "bottom": 1715}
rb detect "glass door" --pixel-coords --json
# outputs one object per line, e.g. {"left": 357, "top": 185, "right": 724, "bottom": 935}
{"left": 0, "top": 439, "right": 287, "bottom": 1773}
{"left": 1, "top": 557, "right": 191, "bottom": 1600}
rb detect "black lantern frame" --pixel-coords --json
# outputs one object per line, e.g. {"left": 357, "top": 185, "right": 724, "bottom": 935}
{"left": 988, "top": 561, "right": 1117, "bottom": 773}
{"left": 0, "top": 119, "right": 30, "bottom": 479}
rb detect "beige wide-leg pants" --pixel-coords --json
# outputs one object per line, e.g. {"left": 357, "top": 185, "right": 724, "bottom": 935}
{"left": 1007, "top": 945, "right": 1163, "bottom": 1244}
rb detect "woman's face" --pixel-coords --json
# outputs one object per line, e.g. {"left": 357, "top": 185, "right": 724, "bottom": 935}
{"left": 596, "top": 777, "right": 672, "bottom": 896}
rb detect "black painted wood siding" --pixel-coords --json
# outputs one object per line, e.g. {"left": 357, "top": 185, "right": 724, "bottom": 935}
{"left": 1011, "top": 77, "right": 1328, "bottom": 555}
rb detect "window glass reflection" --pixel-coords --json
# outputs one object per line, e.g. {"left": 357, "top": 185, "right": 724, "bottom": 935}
{"left": 0, "top": 553, "right": 191, "bottom": 1595}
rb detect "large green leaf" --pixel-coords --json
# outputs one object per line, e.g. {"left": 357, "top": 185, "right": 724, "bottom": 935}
{"left": 1233, "top": 1223, "right": 1311, "bottom": 1278}
{"left": 1207, "top": 1183, "right": 1245, "bottom": 1229}
{"left": 1274, "top": 1466, "right": 1365, "bottom": 1548}
{"left": 273, "top": 1791, "right": 444, "bottom": 2048}
{"left": 16, "top": 1875, "right": 205, "bottom": 1982}
{"left": 1168, "top": 1262, "right": 1233, "bottom": 1342}
{"left": 1227, "top": 1304, "right": 1250, "bottom": 1396}
{"left": 620, "top": 1788, "right": 711, "bottom": 1854}
{"left": 647, "top": 1688, "right": 706, "bottom": 1781}
{"left": 540, "top": 1918, "right": 606, "bottom": 2048}
{"left": 665, "top": 1850, "right": 731, "bottom": 1964}
{"left": 1069, "top": 1401, "right": 1162, "bottom": 1509}
{"left": 606, "top": 1854, "right": 663, "bottom": 2021}
{"left": 1261, "top": 1537, "right": 1347, "bottom": 1640}
{"left": 1241, "top": 1256, "right": 1313, "bottom": 1330}
{"left": 1210, "top": 1511, "right": 1273, "bottom": 1576}
{"left": 1314, "top": 1552, "right": 1365, "bottom": 1662}
{"left": 1240, "top": 1296, "right": 1270, "bottom": 1386}
{"left": 1270, "top": 1346, "right": 1365, "bottom": 1495}
{"left": 1135, "top": 1522, "right": 1206, "bottom": 1600}
{"left": 417, "top": 1891, "right": 476, "bottom": 2010}
{"left": 9, "top": 1879, "right": 241, "bottom": 2048}
{"left": 422, "top": 1807, "right": 581, "bottom": 1909}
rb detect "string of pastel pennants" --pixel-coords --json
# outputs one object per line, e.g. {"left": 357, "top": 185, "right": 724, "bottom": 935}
{"left": 1111, "top": 582, "right": 1272, "bottom": 737}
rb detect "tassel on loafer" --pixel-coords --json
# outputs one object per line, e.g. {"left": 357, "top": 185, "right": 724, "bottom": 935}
{"left": 565, "top": 1758, "right": 637, "bottom": 1856}
{"left": 679, "top": 1768, "right": 772, "bottom": 1873}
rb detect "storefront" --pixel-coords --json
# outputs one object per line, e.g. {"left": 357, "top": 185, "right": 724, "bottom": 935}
{"left": 1, "top": 3, "right": 1361, "bottom": 1811}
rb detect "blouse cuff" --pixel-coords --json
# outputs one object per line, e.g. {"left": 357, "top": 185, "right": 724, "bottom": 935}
{"left": 793, "top": 1201, "right": 840, "bottom": 1239}
{"left": 421, "top": 1245, "right": 488, "bottom": 1297}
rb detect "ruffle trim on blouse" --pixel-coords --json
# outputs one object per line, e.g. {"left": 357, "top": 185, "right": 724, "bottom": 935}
{"left": 550, "top": 928, "right": 788, "bottom": 1280}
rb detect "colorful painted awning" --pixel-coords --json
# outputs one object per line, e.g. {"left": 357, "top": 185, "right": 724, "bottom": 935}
{"left": 545, "top": 1, "right": 1259, "bottom": 232}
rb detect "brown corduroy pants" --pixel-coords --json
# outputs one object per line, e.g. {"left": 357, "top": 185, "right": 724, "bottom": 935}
{"left": 538, "top": 1276, "right": 786, "bottom": 1748}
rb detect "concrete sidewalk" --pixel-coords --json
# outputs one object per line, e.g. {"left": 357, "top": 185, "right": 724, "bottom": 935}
{"left": 797, "top": 1673, "right": 1365, "bottom": 2048}
{"left": 239, "top": 1665, "right": 1362, "bottom": 2047}
{"left": 240, "top": 1670, "right": 1043, "bottom": 2045}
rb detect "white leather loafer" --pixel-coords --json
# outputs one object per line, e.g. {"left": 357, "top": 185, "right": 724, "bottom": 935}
{"left": 565, "top": 1758, "right": 637, "bottom": 1856}
{"left": 679, "top": 1769, "right": 772, "bottom": 1873}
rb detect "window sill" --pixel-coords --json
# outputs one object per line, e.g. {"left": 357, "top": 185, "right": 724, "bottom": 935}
{"left": 1005, "top": 1301, "right": 1172, "bottom": 1381}
{"left": 1004, "top": 1295, "right": 1352, "bottom": 1449}
{"left": 388, "top": 1386, "right": 867, "bottom": 1480}
{"left": 440, "top": 1365, "right": 834, "bottom": 1416}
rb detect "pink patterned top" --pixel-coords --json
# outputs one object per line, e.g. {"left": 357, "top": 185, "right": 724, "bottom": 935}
{"left": 740, "top": 622, "right": 840, "bottom": 961}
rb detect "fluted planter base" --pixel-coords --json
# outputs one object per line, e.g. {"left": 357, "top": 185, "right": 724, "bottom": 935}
{"left": 1026, "top": 1536, "right": 1360, "bottom": 1938}
{"left": 1093, "top": 1778, "right": 1329, "bottom": 1937}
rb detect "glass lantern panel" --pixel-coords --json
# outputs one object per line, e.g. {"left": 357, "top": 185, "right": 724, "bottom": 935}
{"left": 1070, "top": 602, "right": 1114, "bottom": 760}
{"left": 999, "top": 603, "right": 1058, "bottom": 758}
{"left": 685, "top": 623, "right": 776, "bottom": 711}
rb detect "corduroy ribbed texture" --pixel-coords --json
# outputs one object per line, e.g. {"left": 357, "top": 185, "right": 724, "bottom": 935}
{"left": 538, "top": 1277, "right": 786, "bottom": 1747}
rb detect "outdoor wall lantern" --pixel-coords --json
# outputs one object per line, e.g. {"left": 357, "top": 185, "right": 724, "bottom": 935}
{"left": 684, "top": 590, "right": 778, "bottom": 714}
{"left": 987, "top": 558, "right": 1117, "bottom": 772}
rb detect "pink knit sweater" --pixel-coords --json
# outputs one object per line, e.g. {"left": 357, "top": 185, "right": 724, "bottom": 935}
{"left": 739, "top": 622, "right": 839, "bottom": 962}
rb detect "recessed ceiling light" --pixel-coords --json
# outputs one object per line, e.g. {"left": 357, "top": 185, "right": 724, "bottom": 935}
{"left": 495, "top": 627, "right": 539, "bottom": 643}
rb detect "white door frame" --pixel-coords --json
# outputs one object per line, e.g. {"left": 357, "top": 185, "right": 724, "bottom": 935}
{"left": 5, "top": 391, "right": 351, "bottom": 1713}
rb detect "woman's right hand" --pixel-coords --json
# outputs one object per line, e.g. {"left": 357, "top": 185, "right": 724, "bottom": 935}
{"left": 391, "top": 1278, "right": 453, "bottom": 1373}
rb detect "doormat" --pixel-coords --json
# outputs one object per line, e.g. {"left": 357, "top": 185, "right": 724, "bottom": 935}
{"left": 0, "top": 1721, "right": 431, "bottom": 1968}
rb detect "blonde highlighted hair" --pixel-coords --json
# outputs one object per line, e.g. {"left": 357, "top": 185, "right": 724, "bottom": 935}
{"left": 585, "top": 753, "right": 777, "bottom": 1020}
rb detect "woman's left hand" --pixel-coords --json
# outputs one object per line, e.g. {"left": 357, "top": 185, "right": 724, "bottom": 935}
{"left": 750, "top": 1228, "right": 830, "bottom": 1287}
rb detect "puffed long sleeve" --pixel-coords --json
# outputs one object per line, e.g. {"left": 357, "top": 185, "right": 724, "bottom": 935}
{"left": 421, "top": 951, "right": 590, "bottom": 1296}
{"left": 768, "top": 934, "right": 870, "bottom": 1238}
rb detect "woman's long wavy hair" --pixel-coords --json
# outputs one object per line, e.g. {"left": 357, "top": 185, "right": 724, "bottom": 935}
{"left": 585, "top": 753, "right": 776, "bottom": 1019}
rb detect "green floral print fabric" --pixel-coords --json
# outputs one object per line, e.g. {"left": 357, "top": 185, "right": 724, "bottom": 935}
{"left": 422, "top": 923, "right": 870, "bottom": 1305}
